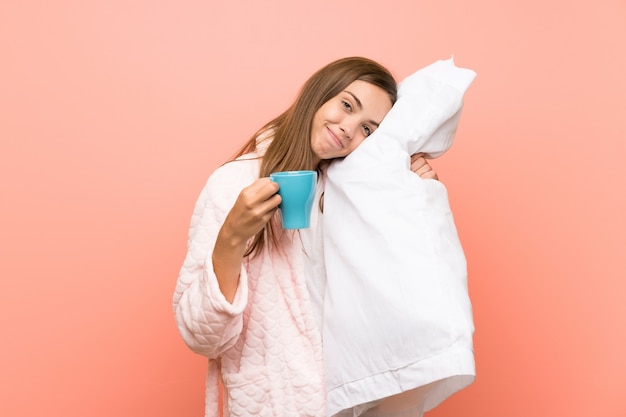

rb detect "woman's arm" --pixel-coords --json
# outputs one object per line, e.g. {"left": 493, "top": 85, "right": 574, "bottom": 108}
{"left": 213, "top": 178, "right": 280, "bottom": 302}
{"left": 173, "top": 162, "right": 279, "bottom": 358}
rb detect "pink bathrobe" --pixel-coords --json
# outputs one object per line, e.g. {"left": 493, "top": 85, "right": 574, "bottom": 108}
{"left": 173, "top": 154, "right": 326, "bottom": 417}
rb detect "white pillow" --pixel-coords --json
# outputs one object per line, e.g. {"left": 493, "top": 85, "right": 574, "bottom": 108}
{"left": 323, "top": 58, "right": 477, "bottom": 417}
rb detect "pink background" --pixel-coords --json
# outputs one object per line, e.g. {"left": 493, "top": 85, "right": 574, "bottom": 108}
{"left": 1, "top": 1, "right": 625, "bottom": 416}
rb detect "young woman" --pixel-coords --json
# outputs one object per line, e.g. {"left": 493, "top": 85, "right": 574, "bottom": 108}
{"left": 173, "top": 57, "right": 437, "bottom": 417}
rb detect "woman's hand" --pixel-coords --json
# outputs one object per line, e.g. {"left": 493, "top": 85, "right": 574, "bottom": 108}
{"left": 221, "top": 178, "right": 281, "bottom": 246}
{"left": 213, "top": 178, "right": 281, "bottom": 302}
{"left": 410, "top": 153, "right": 439, "bottom": 180}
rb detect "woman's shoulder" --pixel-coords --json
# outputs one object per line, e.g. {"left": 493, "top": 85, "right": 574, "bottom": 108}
{"left": 205, "top": 153, "right": 261, "bottom": 193}
{"left": 190, "top": 155, "right": 261, "bottom": 215}
{"left": 204, "top": 128, "right": 273, "bottom": 194}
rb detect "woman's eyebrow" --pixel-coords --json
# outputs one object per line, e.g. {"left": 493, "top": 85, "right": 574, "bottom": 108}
{"left": 345, "top": 91, "right": 362, "bottom": 109}
{"left": 345, "top": 90, "right": 381, "bottom": 128}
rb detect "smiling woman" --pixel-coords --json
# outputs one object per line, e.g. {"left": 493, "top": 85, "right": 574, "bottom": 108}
{"left": 172, "top": 57, "right": 440, "bottom": 417}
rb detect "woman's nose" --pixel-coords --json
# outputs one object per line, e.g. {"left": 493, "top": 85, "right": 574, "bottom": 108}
{"left": 340, "top": 118, "right": 358, "bottom": 140}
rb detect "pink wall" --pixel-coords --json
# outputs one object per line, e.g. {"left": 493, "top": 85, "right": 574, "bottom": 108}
{"left": 1, "top": 1, "right": 625, "bottom": 416}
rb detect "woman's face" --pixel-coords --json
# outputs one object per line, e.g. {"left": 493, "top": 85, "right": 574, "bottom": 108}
{"left": 310, "top": 80, "right": 393, "bottom": 165}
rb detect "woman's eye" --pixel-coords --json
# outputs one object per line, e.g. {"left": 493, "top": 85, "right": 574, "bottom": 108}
{"left": 363, "top": 125, "right": 372, "bottom": 136}
{"left": 342, "top": 101, "right": 352, "bottom": 111}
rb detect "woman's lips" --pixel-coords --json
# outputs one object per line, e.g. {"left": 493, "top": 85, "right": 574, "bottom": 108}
{"left": 327, "top": 127, "right": 344, "bottom": 149}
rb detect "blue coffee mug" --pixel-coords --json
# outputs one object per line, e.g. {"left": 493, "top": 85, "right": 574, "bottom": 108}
{"left": 269, "top": 170, "right": 317, "bottom": 229}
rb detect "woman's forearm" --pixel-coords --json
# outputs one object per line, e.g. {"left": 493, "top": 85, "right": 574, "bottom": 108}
{"left": 212, "top": 225, "right": 248, "bottom": 303}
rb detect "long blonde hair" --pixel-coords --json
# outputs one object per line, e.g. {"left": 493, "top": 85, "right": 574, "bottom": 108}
{"left": 233, "top": 57, "right": 397, "bottom": 257}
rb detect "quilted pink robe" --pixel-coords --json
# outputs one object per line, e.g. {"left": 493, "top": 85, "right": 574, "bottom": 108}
{"left": 174, "top": 154, "right": 325, "bottom": 417}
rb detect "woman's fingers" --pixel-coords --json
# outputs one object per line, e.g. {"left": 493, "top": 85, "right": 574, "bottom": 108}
{"left": 239, "top": 178, "right": 280, "bottom": 210}
{"left": 223, "top": 178, "right": 281, "bottom": 242}
{"left": 410, "top": 153, "right": 439, "bottom": 180}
